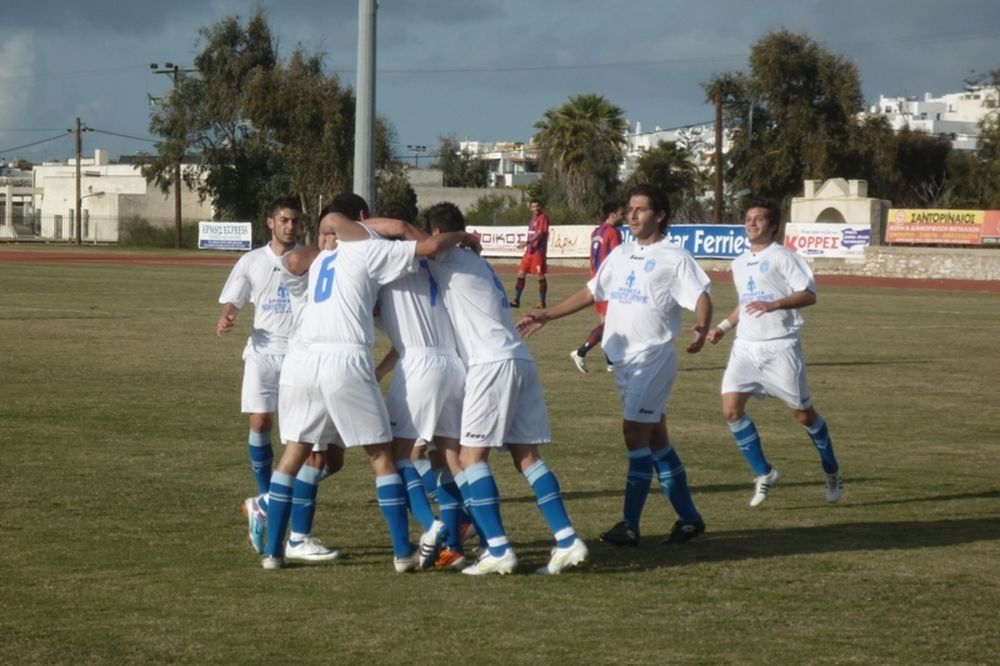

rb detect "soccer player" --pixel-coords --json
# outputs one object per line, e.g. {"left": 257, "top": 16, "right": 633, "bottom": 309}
{"left": 706, "top": 198, "right": 843, "bottom": 507}
{"left": 425, "top": 202, "right": 587, "bottom": 576}
{"left": 257, "top": 201, "right": 479, "bottom": 571}
{"left": 518, "top": 184, "right": 712, "bottom": 547}
{"left": 511, "top": 198, "right": 549, "bottom": 309}
{"left": 217, "top": 197, "right": 300, "bottom": 498}
{"left": 570, "top": 200, "right": 625, "bottom": 374}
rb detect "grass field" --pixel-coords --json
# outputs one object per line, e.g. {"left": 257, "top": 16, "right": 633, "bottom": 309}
{"left": 1, "top": 255, "right": 998, "bottom": 665}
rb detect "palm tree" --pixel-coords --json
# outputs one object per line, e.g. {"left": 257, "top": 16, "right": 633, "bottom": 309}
{"left": 534, "top": 93, "right": 627, "bottom": 210}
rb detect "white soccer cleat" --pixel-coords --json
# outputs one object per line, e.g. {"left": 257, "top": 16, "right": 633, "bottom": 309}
{"left": 393, "top": 548, "right": 420, "bottom": 573}
{"left": 750, "top": 468, "right": 781, "bottom": 507}
{"left": 461, "top": 548, "right": 517, "bottom": 576}
{"left": 242, "top": 496, "right": 267, "bottom": 554}
{"left": 285, "top": 536, "right": 342, "bottom": 563}
{"left": 260, "top": 556, "right": 284, "bottom": 570}
{"left": 536, "top": 537, "right": 588, "bottom": 575}
{"left": 570, "top": 350, "right": 588, "bottom": 374}
{"left": 825, "top": 471, "right": 844, "bottom": 503}
{"left": 418, "top": 519, "right": 448, "bottom": 569}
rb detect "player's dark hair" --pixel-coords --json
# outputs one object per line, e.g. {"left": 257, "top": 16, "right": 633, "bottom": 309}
{"left": 377, "top": 201, "right": 416, "bottom": 224}
{"left": 628, "top": 184, "right": 671, "bottom": 232}
{"left": 743, "top": 197, "right": 782, "bottom": 229}
{"left": 268, "top": 196, "right": 302, "bottom": 218}
{"left": 424, "top": 202, "right": 465, "bottom": 233}
{"left": 601, "top": 200, "right": 624, "bottom": 220}
{"left": 321, "top": 192, "right": 370, "bottom": 221}
{"left": 529, "top": 197, "right": 544, "bottom": 208}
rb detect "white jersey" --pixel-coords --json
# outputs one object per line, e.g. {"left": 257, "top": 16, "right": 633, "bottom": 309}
{"left": 588, "top": 238, "right": 711, "bottom": 362}
{"left": 377, "top": 259, "right": 459, "bottom": 354}
{"left": 731, "top": 242, "right": 815, "bottom": 342}
{"left": 276, "top": 264, "right": 309, "bottom": 350}
{"left": 218, "top": 244, "right": 296, "bottom": 354}
{"left": 427, "top": 247, "right": 532, "bottom": 366}
{"left": 296, "top": 238, "right": 419, "bottom": 348}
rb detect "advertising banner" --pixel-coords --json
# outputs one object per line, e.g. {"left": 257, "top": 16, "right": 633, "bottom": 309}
{"left": 783, "top": 223, "right": 870, "bottom": 257}
{"left": 198, "top": 221, "right": 253, "bottom": 251}
{"left": 982, "top": 211, "right": 1000, "bottom": 245}
{"left": 886, "top": 209, "right": 985, "bottom": 245}
{"left": 664, "top": 224, "right": 749, "bottom": 259}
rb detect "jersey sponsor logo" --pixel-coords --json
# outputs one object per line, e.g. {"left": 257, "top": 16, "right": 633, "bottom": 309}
{"left": 261, "top": 284, "right": 292, "bottom": 314}
{"left": 626, "top": 271, "right": 636, "bottom": 288}
{"left": 463, "top": 431, "right": 488, "bottom": 440}
{"left": 638, "top": 407, "right": 655, "bottom": 415}
{"left": 610, "top": 270, "right": 649, "bottom": 305}
{"left": 739, "top": 276, "right": 775, "bottom": 306}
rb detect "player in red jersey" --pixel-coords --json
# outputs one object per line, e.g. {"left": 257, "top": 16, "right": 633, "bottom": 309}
{"left": 570, "top": 200, "right": 625, "bottom": 373}
{"left": 511, "top": 199, "right": 550, "bottom": 308}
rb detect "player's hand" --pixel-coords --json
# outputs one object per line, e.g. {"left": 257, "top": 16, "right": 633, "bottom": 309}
{"left": 216, "top": 313, "right": 237, "bottom": 336}
{"left": 516, "top": 241, "right": 527, "bottom": 250}
{"left": 461, "top": 231, "right": 483, "bottom": 254}
{"left": 516, "top": 312, "right": 548, "bottom": 338}
{"left": 706, "top": 327, "right": 726, "bottom": 345}
{"left": 745, "top": 300, "right": 777, "bottom": 317}
{"left": 686, "top": 325, "right": 708, "bottom": 353}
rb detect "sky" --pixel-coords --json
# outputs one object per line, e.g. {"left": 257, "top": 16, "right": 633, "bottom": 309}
{"left": 2, "top": 0, "right": 1000, "bottom": 165}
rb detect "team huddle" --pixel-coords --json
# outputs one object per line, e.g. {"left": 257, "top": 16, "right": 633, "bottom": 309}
{"left": 217, "top": 185, "right": 843, "bottom": 575}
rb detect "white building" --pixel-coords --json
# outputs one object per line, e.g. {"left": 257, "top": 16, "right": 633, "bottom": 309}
{"left": 30, "top": 149, "right": 213, "bottom": 242}
{"left": 458, "top": 140, "right": 542, "bottom": 187}
{"left": 620, "top": 120, "right": 731, "bottom": 183}
{"left": 867, "top": 86, "right": 999, "bottom": 151}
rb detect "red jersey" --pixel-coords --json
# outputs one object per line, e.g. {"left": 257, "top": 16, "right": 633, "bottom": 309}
{"left": 590, "top": 222, "right": 622, "bottom": 276}
{"left": 524, "top": 213, "right": 550, "bottom": 256}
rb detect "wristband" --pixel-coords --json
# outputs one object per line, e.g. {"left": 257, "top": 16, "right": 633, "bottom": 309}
{"left": 716, "top": 319, "right": 733, "bottom": 333}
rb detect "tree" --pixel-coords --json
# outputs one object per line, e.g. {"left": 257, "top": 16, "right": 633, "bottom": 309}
{"left": 624, "top": 140, "right": 710, "bottom": 221}
{"left": 704, "top": 30, "right": 870, "bottom": 206}
{"left": 534, "top": 93, "right": 627, "bottom": 212}
{"left": 436, "top": 135, "right": 488, "bottom": 188}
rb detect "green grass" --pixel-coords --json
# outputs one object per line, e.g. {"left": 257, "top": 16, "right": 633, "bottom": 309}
{"left": 1, "top": 258, "right": 998, "bottom": 665}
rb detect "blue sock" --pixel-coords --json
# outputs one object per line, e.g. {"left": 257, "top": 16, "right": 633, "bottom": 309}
{"left": 264, "top": 471, "right": 294, "bottom": 558}
{"left": 729, "top": 416, "right": 770, "bottom": 476}
{"left": 396, "top": 459, "right": 436, "bottom": 532}
{"left": 375, "top": 473, "right": 412, "bottom": 558}
{"left": 456, "top": 471, "right": 485, "bottom": 546}
{"left": 652, "top": 445, "right": 701, "bottom": 522}
{"left": 806, "top": 415, "right": 839, "bottom": 474}
{"left": 524, "top": 460, "right": 576, "bottom": 548}
{"left": 624, "top": 447, "right": 653, "bottom": 530}
{"left": 413, "top": 458, "right": 439, "bottom": 501}
{"left": 437, "top": 469, "right": 464, "bottom": 552}
{"left": 464, "top": 462, "right": 510, "bottom": 557}
{"left": 289, "top": 464, "right": 322, "bottom": 542}
{"left": 248, "top": 431, "right": 273, "bottom": 495}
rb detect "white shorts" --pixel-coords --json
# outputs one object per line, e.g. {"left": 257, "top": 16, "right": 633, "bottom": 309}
{"left": 721, "top": 337, "right": 812, "bottom": 410}
{"left": 280, "top": 345, "right": 392, "bottom": 448}
{"left": 278, "top": 348, "right": 342, "bottom": 450}
{"left": 460, "top": 358, "right": 551, "bottom": 448}
{"left": 614, "top": 347, "right": 677, "bottom": 423}
{"left": 241, "top": 343, "right": 283, "bottom": 414}
{"left": 386, "top": 350, "right": 466, "bottom": 441}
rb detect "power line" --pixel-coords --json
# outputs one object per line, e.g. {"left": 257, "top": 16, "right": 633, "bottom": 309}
{"left": 87, "top": 128, "right": 159, "bottom": 144}
{"left": 0, "top": 132, "right": 71, "bottom": 154}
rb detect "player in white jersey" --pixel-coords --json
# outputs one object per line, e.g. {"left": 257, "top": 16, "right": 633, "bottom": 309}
{"left": 257, "top": 201, "right": 480, "bottom": 571}
{"left": 706, "top": 198, "right": 843, "bottom": 507}
{"left": 423, "top": 202, "right": 588, "bottom": 576}
{"left": 216, "top": 197, "right": 300, "bottom": 519}
{"left": 519, "top": 184, "right": 712, "bottom": 547}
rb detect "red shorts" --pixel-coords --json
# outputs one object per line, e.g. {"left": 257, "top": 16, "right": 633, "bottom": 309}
{"left": 594, "top": 300, "right": 608, "bottom": 316}
{"left": 518, "top": 253, "right": 547, "bottom": 276}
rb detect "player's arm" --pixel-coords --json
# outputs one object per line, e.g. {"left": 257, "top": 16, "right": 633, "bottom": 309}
{"left": 516, "top": 285, "right": 595, "bottom": 338}
{"left": 686, "top": 290, "right": 713, "bottom": 353}
{"left": 744, "top": 288, "right": 816, "bottom": 316}
{"left": 415, "top": 230, "right": 481, "bottom": 258}
{"left": 375, "top": 347, "right": 399, "bottom": 382}
{"left": 216, "top": 302, "right": 240, "bottom": 337}
{"left": 362, "top": 217, "right": 430, "bottom": 242}
{"left": 283, "top": 246, "right": 321, "bottom": 276}
{"left": 707, "top": 305, "right": 740, "bottom": 344}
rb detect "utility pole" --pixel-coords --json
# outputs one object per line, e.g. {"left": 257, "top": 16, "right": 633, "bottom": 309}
{"left": 150, "top": 62, "right": 196, "bottom": 248}
{"left": 75, "top": 117, "right": 82, "bottom": 245}
{"left": 714, "top": 94, "right": 723, "bottom": 224}
{"left": 353, "top": 0, "right": 377, "bottom": 209}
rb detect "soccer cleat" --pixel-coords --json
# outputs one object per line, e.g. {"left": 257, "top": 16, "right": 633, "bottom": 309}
{"left": 418, "top": 519, "right": 448, "bottom": 569}
{"left": 510, "top": 299, "right": 520, "bottom": 308}
{"left": 285, "top": 536, "right": 342, "bottom": 563}
{"left": 661, "top": 519, "right": 706, "bottom": 545}
{"left": 533, "top": 302, "right": 546, "bottom": 309}
{"left": 461, "top": 548, "right": 517, "bottom": 576}
{"left": 600, "top": 520, "right": 639, "bottom": 547}
{"left": 260, "top": 556, "right": 284, "bottom": 570}
{"left": 825, "top": 471, "right": 844, "bottom": 503}
{"left": 536, "top": 537, "right": 588, "bottom": 575}
{"left": 606, "top": 363, "right": 615, "bottom": 373}
{"left": 570, "top": 350, "right": 588, "bottom": 374}
{"left": 459, "top": 519, "right": 477, "bottom": 543}
{"left": 434, "top": 546, "right": 467, "bottom": 570}
{"left": 393, "top": 548, "right": 420, "bottom": 573}
{"left": 242, "top": 496, "right": 267, "bottom": 554}
{"left": 750, "top": 468, "right": 781, "bottom": 507}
